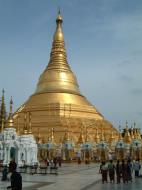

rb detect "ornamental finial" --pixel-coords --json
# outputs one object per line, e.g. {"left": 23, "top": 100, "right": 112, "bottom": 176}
{"left": 56, "top": 8, "right": 63, "bottom": 24}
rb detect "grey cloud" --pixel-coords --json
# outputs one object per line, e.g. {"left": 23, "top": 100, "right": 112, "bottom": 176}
{"left": 136, "top": 111, "right": 142, "bottom": 116}
{"left": 132, "top": 88, "right": 142, "bottom": 95}
{"left": 120, "top": 75, "right": 133, "bottom": 83}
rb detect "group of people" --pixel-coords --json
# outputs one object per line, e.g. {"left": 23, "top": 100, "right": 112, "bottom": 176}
{"left": 44, "top": 156, "right": 62, "bottom": 168}
{"left": 100, "top": 159, "right": 141, "bottom": 184}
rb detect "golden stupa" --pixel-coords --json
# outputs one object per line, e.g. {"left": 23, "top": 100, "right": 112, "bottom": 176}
{"left": 13, "top": 11, "right": 118, "bottom": 142}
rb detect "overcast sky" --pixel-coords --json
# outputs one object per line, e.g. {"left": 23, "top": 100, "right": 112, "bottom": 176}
{"left": 0, "top": 0, "right": 142, "bottom": 130}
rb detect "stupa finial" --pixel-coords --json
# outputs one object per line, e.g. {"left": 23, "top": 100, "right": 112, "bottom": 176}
{"left": 10, "top": 96, "right": 13, "bottom": 115}
{"left": 56, "top": 8, "right": 63, "bottom": 24}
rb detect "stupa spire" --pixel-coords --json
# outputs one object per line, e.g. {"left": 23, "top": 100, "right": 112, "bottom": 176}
{"left": 17, "top": 115, "right": 20, "bottom": 134}
{"left": 23, "top": 113, "right": 28, "bottom": 134}
{"left": 51, "top": 127, "right": 54, "bottom": 142}
{"left": 0, "top": 89, "right": 7, "bottom": 129}
{"left": 109, "top": 131, "right": 115, "bottom": 143}
{"left": 54, "top": 9, "right": 63, "bottom": 41}
{"left": 7, "top": 96, "right": 14, "bottom": 128}
{"left": 94, "top": 129, "right": 100, "bottom": 143}
{"left": 35, "top": 11, "right": 81, "bottom": 95}
{"left": 28, "top": 112, "right": 32, "bottom": 134}
{"left": 78, "top": 128, "right": 84, "bottom": 144}
{"left": 124, "top": 121, "right": 131, "bottom": 143}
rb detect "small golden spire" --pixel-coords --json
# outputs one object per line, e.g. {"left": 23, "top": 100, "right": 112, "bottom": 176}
{"left": 136, "top": 128, "right": 141, "bottom": 140}
{"left": 109, "top": 131, "right": 115, "bottom": 143}
{"left": 1, "top": 89, "right": 7, "bottom": 125}
{"left": 37, "top": 128, "right": 42, "bottom": 143}
{"left": 28, "top": 112, "right": 32, "bottom": 134}
{"left": 133, "top": 123, "right": 140, "bottom": 140}
{"left": 124, "top": 121, "right": 131, "bottom": 143}
{"left": 1, "top": 118, "right": 4, "bottom": 132}
{"left": 17, "top": 115, "right": 20, "bottom": 135}
{"left": 85, "top": 127, "right": 90, "bottom": 142}
{"left": 47, "top": 129, "right": 51, "bottom": 142}
{"left": 94, "top": 129, "right": 100, "bottom": 143}
{"left": 131, "top": 128, "right": 135, "bottom": 140}
{"left": 63, "top": 129, "right": 70, "bottom": 142}
{"left": 51, "top": 127, "right": 54, "bottom": 142}
{"left": 78, "top": 128, "right": 84, "bottom": 144}
{"left": 118, "top": 132, "right": 123, "bottom": 140}
{"left": 23, "top": 113, "right": 28, "bottom": 134}
{"left": 101, "top": 130, "right": 105, "bottom": 141}
{"left": 7, "top": 96, "right": 14, "bottom": 128}
{"left": 133, "top": 128, "right": 137, "bottom": 139}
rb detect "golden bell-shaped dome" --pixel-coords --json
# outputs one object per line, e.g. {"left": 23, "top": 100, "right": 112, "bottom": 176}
{"left": 13, "top": 11, "right": 118, "bottom": 141}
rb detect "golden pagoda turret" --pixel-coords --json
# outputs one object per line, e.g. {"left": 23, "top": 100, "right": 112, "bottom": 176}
{"left": 13, "top": 11, "right": 118, "bottom": 141}
{"left": 78, "top": 128, "right": 84, "bottom": 144}
{"left": 0, "top": 89, "right": 7, "bottom": 129}
{"left": 136, "top": 128, "right": 141, "bottom": 141}
{"left": 23, "top": 113, "right": 28, "bottom": 134}
{"left": 63, "top": 129, "right": 70, "bottom": 142}
{"left": 28, "top": 112, "right": 32, "bottom": 134}
{"left": 51, "top": 127, "right": 54, "bottom": 142}
{"left": 1, "top": 118, "right": 4, "bottom": 132}
{"left": 118, "top": 132, "right": 123, "bottom": 141}
{"left": 109, "top": 131, "right": 115, "bottom": 144}
{"left": 133, "top": 122, "right": 141, "bottom": 140}
{"left": 133, "top": 129, "right": 137, "bottom": 139}
{"left": 131, "top": 128, "right": 135, "bottom": 140}
{"left": 94, "top": 129, "right": 100, "bottom": 143}
{"left": 6, "top": 96, "right": 14, "bottom": 128}
{"left": 85, "top": 127, "right": 90, "bottom": 142}
{"left": 100, "top": 130, "right": 105, "bottom": 141}
{"left": 16, "top": 115, "right": 20, "bottom": 134}
{"left": 37, "top": 128, "right": 42, "bottom": 144}
{"left": 124, "top": 121, "right": 131, "bottom": 143}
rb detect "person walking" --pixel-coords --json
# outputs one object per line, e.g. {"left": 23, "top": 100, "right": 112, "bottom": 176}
{"left": 121, "top": 160, "right": 128, "bottom": 183}
{"left": 108, "top": 160, "right": 115, "bottom": 183}
{"left": 133, "top": 159, "right": 141, "bottom": 177}
{"left": 127, "top": 160, "right": 132, "bottom": 182}
{"left": 1, "top": 166, "right": 8, "bottom": 181}
{"left": 99, "top": 161, "right": 108, "bottom": 183}
{"left": 115, "top": 160, "right": 121, "bottom": 184}
{"left": 7, "top": 161, "right": 22, "bottom": 190}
